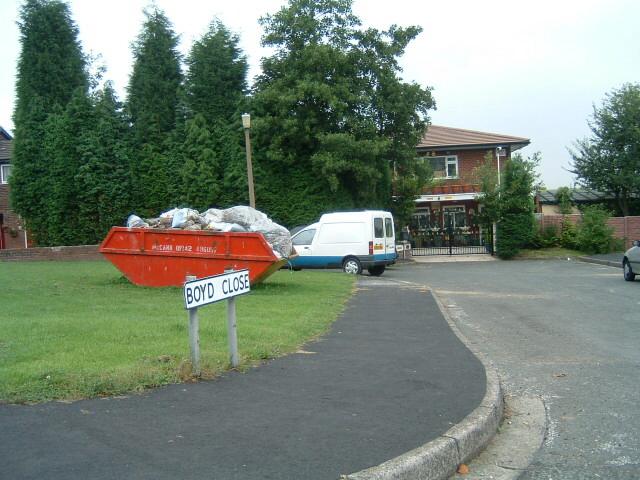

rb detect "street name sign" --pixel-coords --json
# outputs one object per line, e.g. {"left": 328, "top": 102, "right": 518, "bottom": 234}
{"left": 184, "top": 269, "right": 250, "bottom": 309}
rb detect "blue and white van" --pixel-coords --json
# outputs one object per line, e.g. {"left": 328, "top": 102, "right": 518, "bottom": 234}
{"left": 289, "top": 211, "right": 397, "bottom": 275}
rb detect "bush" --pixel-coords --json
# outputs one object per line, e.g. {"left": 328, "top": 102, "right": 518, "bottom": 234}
{"left": 497, "top": 213, "right": 536, "bottom": 258}
{"left": 559, "top": 218, "right": 578, "bottom": 249}
{"left": 575, "top": 205, "right": 615, "bottom": 254}
{"left": 531, "top": 223, "right": 558, "bottom": 249}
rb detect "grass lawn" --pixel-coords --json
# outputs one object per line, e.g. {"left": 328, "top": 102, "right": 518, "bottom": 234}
{"left": 0, "top": 261, "right": 354, "bottom": 404}
{"left": 515, "top": 247, "right": 586, "bottom": 259}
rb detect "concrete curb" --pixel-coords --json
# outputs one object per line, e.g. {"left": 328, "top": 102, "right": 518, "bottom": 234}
{"left": 342, "top": 288, "right": 503, "bottom": 480}
{"left": 576, "top": 256, "right": 621, "bottom": 268}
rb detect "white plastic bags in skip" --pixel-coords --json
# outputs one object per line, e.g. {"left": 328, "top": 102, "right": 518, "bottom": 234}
{"left": 126, "top": 206, "right": 293, "bottom": 258}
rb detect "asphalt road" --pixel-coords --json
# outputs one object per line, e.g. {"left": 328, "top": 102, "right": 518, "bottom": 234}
{"left": 387, "top": 259, "right": 639, "bottom": 479}
{"left": 0, "top": 276, "right": 485, "bottom": 480}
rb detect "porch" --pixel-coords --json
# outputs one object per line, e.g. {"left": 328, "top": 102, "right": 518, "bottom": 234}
{"left": 409, "top": 188, "right": 493, "bottom": 256}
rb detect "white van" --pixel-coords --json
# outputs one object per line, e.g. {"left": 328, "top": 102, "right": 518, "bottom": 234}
{"left": 289, "top": 211, "right": 397, "bottom": 275}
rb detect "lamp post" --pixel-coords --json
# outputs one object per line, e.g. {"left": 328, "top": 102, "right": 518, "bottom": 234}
{"left": 242, "top": 113, "right": 256, "bottom": 209}
{"left": 495, "top": 146, "right": 505, "bottom": 188}
{"left": 493, "top": 146, "right": 506, "bottom": 255}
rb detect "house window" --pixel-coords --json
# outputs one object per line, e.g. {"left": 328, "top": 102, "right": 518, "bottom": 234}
{"left": 443, "top": 206, "right": 466, "bottom": 229}
{"left": 0, "top": 164, "right": 11, "bottom": 184}
{"left": 411, "top": 208, "right": 431, "bottom": 231}
{"left": 427, "top": 155, "right": 458, "bottom": 179}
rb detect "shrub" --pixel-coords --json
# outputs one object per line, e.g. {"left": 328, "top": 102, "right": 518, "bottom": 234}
{"left": 559, "top": 218, "right": 578, "bottom": 249}
{"left": 497, "top": 213, "right": 536, "bottom": 258}
{"left": 531, "top": 223, "right": 559, "bottom": 249}
{"left": 575, "top": 205, "right": 615, "bottom": 254}
{"left": 556, "top": 186, "right": 574, "bottom": 215}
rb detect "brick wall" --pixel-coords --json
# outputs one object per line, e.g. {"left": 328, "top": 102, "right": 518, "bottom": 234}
{"left": 418, "top": 148, "right": 502, "bottom": 193}
{"left": 537, "top": 214, "right": 640, "bottom": 249}
{"left": 0, "top": 245, "right": 103, "bottom": 262}
{"left": 457, "top": 149, "right": 499, "bottom": 184}
{"left": 0, "top": 183, "right": 28, "bottom": 250}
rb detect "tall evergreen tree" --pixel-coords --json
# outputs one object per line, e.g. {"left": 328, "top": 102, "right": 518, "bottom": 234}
{"left": 126, "top": 7, "right": 182, "bottom": 215}
{"left": 182, "top": 20, "right": 248, "bottom": 209}
{"left": 252, "top": 0, "right": 433, "bottom": 227}
{"left": 179, "top": 114, "right": 221, "bottom": 209}
{"left": 185, "top": 20, "right": 248, "bottom": 125}
{"left": 44, "top": 88, "right": 94, "bottom": 245}
{"left": 11, "top": 0, "right": 88, "bottom": 245}
{"left": 75, "top": 83, "right": 134, "bottom": 243}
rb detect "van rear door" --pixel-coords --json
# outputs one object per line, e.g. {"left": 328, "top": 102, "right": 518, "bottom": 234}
{"left": 384, "top": 216, "right": 396, "bottom": 259}
{"left": 373, "top": 216, "right": 385, "bottom": 258}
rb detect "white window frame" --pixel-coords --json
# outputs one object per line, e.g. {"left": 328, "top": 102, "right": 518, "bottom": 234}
{"left": 411, "top": 208, "right": 431, "bottom": 231}
{"left": 443, "top": 205, "right": 466, "bottom": 229}
{"left": 0, "top": 164, "right": 11, "bottom": 185}
{"left": 426, "top": 155, "right": 458, "bottom": 179}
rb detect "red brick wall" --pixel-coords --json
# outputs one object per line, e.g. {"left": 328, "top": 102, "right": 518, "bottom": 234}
{"left": 538, "top": 214, "right": 640, "bottom": 249}
{"left": 0, "top": 183, "right": 28, "bottom": 249}
{"left": 0, "top": 245, "right": 103, "bottom": 262}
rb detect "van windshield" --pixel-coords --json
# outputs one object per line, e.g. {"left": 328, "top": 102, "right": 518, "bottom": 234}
{"left": 292, "top": 229, "right": 316, "bottom": 245}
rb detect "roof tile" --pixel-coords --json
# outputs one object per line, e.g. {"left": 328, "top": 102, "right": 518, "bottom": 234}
{"left": 418, "top": 125, "right": 530, "bottom": 149}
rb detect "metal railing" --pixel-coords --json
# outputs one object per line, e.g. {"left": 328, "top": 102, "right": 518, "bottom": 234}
{"left": 410, "top": 227, "right": 493, "bottom": 256}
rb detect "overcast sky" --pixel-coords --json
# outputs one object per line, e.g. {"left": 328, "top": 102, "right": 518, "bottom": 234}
{"left": 1, "top": 0, "right": 638, "bottom": 188}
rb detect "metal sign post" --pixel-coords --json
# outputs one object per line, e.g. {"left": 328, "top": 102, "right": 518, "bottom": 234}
{"left": 226, "top": 296, "right": 239, "bottom": 367}
{"left": 184, "top": 269, "right": 250, "bottom": 373}
{"left": 185, "top": 275, "right": 201, "bottom": 375}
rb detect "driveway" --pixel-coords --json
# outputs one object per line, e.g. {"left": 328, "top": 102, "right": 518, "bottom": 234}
{"left": 387, "top": 259, "right": 639, "bottom": 479}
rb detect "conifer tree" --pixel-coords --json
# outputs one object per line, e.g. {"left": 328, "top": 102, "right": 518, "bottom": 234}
{"left": 179, "top": 114, "right": 221, "bottom": 210}
{"left": 185, "top": 20, "right": 248, "bottom": 125}
{"left": 11, "top": 0, "right": 88, "bottom": 245}
{"left": 44, "top": 89, "right": 94, "bottom": 245}
{"left": 182, "top": 20, "right": 248, "bottom": 209}
{"left": 127, "top": 7, "right": 182, "bottom": 215}
{"left": 75, "top": 83, "right": 134, "bottom": 243}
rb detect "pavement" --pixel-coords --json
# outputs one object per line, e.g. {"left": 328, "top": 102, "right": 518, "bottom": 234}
{"left": 0, "top": 273, "right": 502, "bottom": 480}
{"left": 577, "top": 252, "right": 624, "bottom": 268}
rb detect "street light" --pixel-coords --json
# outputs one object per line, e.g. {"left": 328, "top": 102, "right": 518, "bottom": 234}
{"left": 495, "top": 146, "right": 505, "bottom": 188}
{"left": 242, "top": 113, "right": 256, "bottom": 209}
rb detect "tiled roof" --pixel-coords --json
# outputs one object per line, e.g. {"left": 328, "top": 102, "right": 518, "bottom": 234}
{"left": 0, "top": 126, "right": 12, "bottom": 141}
{"left": 417, "top": 125, "right": 530, "bottom": 150}
{"left": 0, "top": 140, "right": 12, "bottom": 162}
{"left": 537, "top": 188, "right": 618, "bottom": 204}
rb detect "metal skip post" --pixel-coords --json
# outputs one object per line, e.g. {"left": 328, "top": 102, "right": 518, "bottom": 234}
{"left": 186, "top": 275, "right": 201, "bottom": 376}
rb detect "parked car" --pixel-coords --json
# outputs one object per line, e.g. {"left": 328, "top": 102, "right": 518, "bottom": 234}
{"left": 289, "top": 210, "right": 397, "bottom": 275}
{"left": 623, "top": 240, "right": 640, "bottom": 281}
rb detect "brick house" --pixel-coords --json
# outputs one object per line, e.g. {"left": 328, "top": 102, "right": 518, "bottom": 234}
{"left": 413, "top": 125, "right": 530, "bottom": 229}
{"left": 0, "top": 126, "right": 28, "bottom": 249}
{"left": 410, "top": 125, "right": 530, "bottom": 252}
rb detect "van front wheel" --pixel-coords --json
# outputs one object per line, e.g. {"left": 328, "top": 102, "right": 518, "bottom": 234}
{"left": 343, "top": 257, "right": 362, "bottom": 275}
